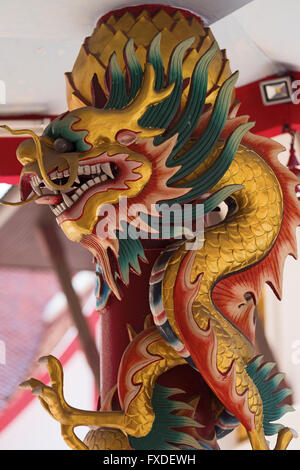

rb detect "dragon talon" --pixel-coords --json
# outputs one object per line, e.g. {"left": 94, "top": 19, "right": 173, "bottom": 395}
{"left": 32, "top": 386, "right": 44, "bottom": 396}
{"left": 43, "top": 355, "right": 64, "bottom": 384}
{"left": 38, "top": 356, "right": 50, "bottom": 365}
{"left": 19, "top": 378, "right": 45, "bottom": 391}
{"left": 19, "top": 380, "right": 32, "bottom": 390}
{"left": 9, "top": 4, "right": 300, "bottom": 451}
{"left": 274, "top": 427, "right": 296, "bottom": 450}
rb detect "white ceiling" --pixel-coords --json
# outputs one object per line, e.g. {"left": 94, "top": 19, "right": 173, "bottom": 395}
{"left": 0, "top": 0, "right": 299, "bottom": 115}
{"left": 211, "top": 0, "right": 300, "bottom": 86}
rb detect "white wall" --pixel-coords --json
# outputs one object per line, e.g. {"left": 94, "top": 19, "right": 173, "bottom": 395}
{"left": 0, "top": 350, "right": 95, "bottom": 450}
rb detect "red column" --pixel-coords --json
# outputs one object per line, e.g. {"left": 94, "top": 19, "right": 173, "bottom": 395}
{"left": 98, "top": 248, "right": 161, "bottom": 404}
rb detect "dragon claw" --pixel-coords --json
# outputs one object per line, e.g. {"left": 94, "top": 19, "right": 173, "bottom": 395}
{"left": 20, "top": 356, "right": 72, "bottom": 425}
{"left": 19, "top": 380, "right": 32, "bottom": 390}
{"left": 38, "top": 356, "right": 49, "bottom": 365}
{"left": 32, "top": 386, "right": 43, "bottom": 396}
{"left": 19, "top": 378, "right": 45, "bottom": 390}
{"left": 274, "top": 427, "right": 296, "bottom": 450}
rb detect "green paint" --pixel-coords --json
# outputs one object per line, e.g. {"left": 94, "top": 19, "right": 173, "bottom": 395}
{"left": 246, "top": 356, "right": 294, "bottom": 436}
{"left": 128, "top": 384, "right": 202, "bottom": 450}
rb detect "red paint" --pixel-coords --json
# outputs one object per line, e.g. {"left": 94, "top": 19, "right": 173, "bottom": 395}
{"left": 172, "top": 251, "right": 256, "bottom": 431}
{"left": 98, "top": 248, "right": 161, "bottom": 402}
{"left": 0, "top": 138, "right": 24, "bottom": 184}
{"left": 0, "top": 114, "right": 57, "bottom": 184}
{"left": 97, "top": 4, "right": 204, "bottom": 26}
{"left": 235, "top": 71, "right": 300, "bottom": 135}
{"left": 2, "top": 75, "right": 300, "bottom": 183}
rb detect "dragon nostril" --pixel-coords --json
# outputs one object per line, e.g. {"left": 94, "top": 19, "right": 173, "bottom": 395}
{"left": 54, "top": 137, "right": 75, "bottom": 153}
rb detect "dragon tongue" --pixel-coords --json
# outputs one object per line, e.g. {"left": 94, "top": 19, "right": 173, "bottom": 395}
{"left": 35, "top": 194, "right": 63, "bottom": 205}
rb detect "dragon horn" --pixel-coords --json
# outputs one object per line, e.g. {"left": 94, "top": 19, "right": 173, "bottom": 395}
{"left": 124, "top": 63, "right": 175, "bottom": 122}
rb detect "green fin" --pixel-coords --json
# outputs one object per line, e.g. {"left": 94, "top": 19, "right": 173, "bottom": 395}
{"left": 117, "top": 223, "right": 146, "bottom": 284}
{"left": 160, "top": 40, "right": 218, "bottom": 156}
{"left": 128, "top": 384, "right": 202, "bottom": 450}
{"left": 105, "top": 53, "right": 128, "bottom": 109}
{"left": 125, "top": 39, "right": 143, "bottom": 102}
{"left": 246, "top": 356, "right": 294, "bottom": 436}
{"left": 140, "top": 37, "right": 194, "bottom": 130}
{"left": 168, "top": 122, "right": 254, "bottom": 204}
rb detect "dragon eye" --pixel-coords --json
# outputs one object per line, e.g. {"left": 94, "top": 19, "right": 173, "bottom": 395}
{"left": 54, "top": 137, "right": 75, "bottom": 153}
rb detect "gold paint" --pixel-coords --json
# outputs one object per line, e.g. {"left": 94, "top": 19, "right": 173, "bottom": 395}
{"left": 247, "top": 429, "right": 269, "bottom": 450}
{"left": 67, "top": 8, "right": 232, "bottom": 111}
{"left": 69, "top": 64, "right": 174, "bottom": 147}
{"left": 88, "top": 24, "right": 115, "bottom": 53}
{"left": 2, "top": 126, "right": 80, "bottom": 191}
{"left": 114, "top": 12, "right": 136, "bottom": 33}
{"left": 23, "top": 331, "right": 186, "bottom": 448}
{"left": 84, "top": 428, "right": 131, "bottom": 450}
{"left": 60, "top": 221, "right": 84, "bottom": 242}
{"left": 14, "top": 7, "right": 292, "bottom": 451}
{"left": 128, "top": 17, "right": 159, "bottom": 46}
{"left": 0, "top": 193, "right": 37, "bottom": 207}
{"left": 15, "top": 64, "right": 169, "bottom": 242}
{"left": 71, "top": 46, "right": 106, "bottom": 107}
{"left": 257, "top": 288, "right": 265, "bottom": 328}
{"left": 127, "top": 330, "right": 186, "bottom": 437}
{"left": 152, "top": 9, "right": 174, "bottom": 30}
{"left": 16, "top": 138, "right": 39, "bottom": 165}
{"left": 274, "top": 428, "right": 295, "bottom": 450}
{"left": 60, "top": 149, "right": 152, "bottom": 242}
{"left": 162, "top": 143, "right": 284, "bottom": 435}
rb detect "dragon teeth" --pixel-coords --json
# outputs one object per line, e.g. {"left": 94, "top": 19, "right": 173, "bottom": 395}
{"left": 52, "top": 207, "right": 60, "bottom": 216}
{"left": 31, "top": 181, "right": 42, "bottom": 195}
{"left": 62, "top": 192, "right": 73, "bottom": 207}
{"left": 71, "top": 193, "right": 79, "bottom": 202}
{"left": 48, "top": 162, "right": 117, "bottom": 218}
{"left": 101, "top": 163, "right": 114, "bottom": 179}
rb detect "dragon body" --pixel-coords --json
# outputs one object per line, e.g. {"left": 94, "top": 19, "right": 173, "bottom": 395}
{"left": 3, "top": 4, "right": 300, "bottom": 450}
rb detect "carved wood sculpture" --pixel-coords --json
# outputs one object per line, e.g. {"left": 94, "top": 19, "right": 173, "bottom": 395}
{"left": 1, "top": 5, "right": 300, "bottom": 450}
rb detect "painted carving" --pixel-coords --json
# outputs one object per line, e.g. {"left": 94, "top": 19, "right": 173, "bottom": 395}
{"left": 1, "top": 5, "right": 299, "bottom": 450}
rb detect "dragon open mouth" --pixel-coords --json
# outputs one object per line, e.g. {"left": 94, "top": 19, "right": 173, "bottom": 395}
{"left": 18, "top": 151, "right": 145, "bottom": 300}
{"left": 33, "top": 160, "right": 118, "bottom": 216}
{"left": 20, "top": 152, "right": 143, "bottom": 222}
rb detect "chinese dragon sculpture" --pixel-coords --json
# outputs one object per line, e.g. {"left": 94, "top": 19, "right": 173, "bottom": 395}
{"left": 1, "top": 4, "right": 300, "bottom": 451}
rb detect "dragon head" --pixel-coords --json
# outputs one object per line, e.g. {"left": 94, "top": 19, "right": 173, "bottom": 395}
{"left": 1, "top": 33, "right": 247, "bottom": 299}
{"left": 10, "top": 65, "right": 185, "bottom": 298}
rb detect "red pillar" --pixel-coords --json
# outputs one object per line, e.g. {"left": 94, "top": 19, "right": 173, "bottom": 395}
{"left": 98, "top": 247, "right": 162, "bottom": 404}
